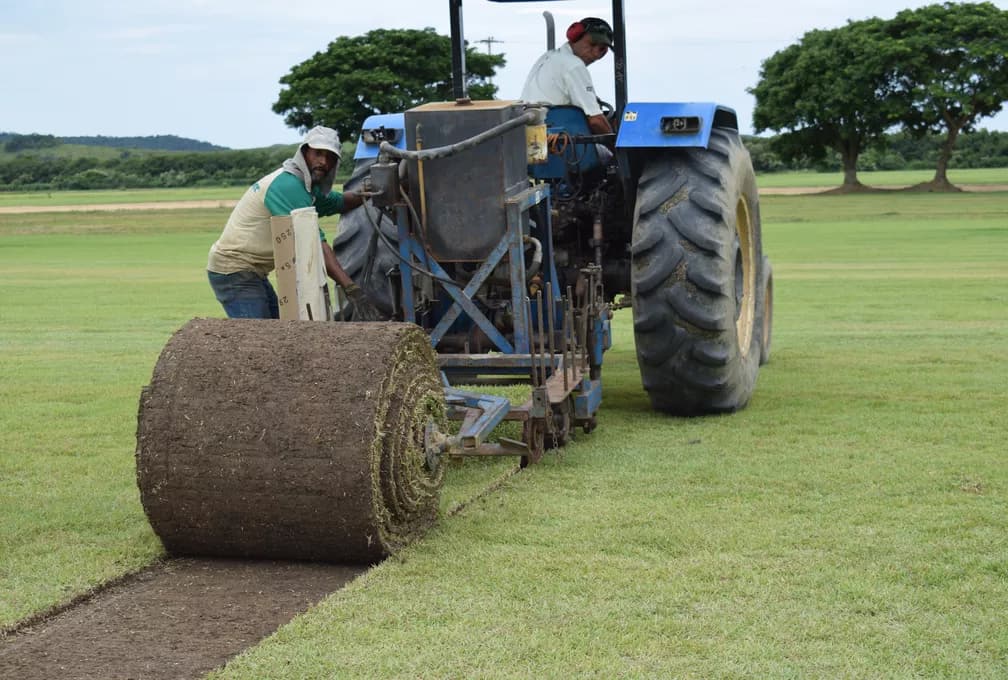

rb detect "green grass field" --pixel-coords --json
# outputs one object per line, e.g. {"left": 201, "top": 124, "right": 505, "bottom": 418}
{"left": 753, "top": 167, "right": 1006, "bottom": 188}
{"left": 0, "top": 186, "right": 242, "bottom": 208}
{"left": 1, "top": 187, "right": 1006, "bottom": 676}
{"left": 1, "top": 167, "right": 1005, "bottom": 208}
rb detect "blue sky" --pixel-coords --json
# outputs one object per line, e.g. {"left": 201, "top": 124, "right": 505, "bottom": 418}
{"left": 2, "top": 0, "right": 1006, "bottom": 148}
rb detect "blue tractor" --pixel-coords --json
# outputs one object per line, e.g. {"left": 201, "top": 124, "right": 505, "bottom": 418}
{"left": 332, "top": 0, "right": 774, "bottom": 464}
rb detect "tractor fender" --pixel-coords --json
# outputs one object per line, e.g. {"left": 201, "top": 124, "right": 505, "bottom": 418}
{"left": 615, "top": 102, "right": 742, "bottom": 204}
{"left": 354, "top": 113, "right": 407, "bottom": 161}
{"left": 615, "top": 102, "right": 739, "bottom": 150}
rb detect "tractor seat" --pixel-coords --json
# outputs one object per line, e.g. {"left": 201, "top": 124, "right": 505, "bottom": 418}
{"left": 529, "top": 105, "right": 603, "bottom": 181}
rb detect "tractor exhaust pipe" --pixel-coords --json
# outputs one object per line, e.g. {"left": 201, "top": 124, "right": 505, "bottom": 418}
{"left": 543, "top": 11, "right": 555, "bottom": 50}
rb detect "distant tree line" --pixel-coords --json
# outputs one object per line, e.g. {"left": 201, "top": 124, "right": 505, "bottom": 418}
{"left": 0, "top": 132, "right": 225, "bottom": 153}
{"left": 1, "top": 133, "right": 62, "bottom": 152}
{"left": 0, "top": 130, "right": 1005, "bottom": 192}
{"left": 60, "top": 134, "right": 226, "bottom": 151}
{"left": 0, "top": 146, "right": 300, "bottom": 191}
{"left": 744, "top": 129, "right": 1008, "bottom": 173}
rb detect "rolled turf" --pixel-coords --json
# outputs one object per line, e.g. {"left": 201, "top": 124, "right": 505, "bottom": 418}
{"left": 135, "top": 318, "right": 445, "bottom": 564}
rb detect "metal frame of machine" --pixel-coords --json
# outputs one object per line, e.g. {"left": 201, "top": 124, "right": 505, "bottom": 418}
{"left": 361, "top": 101, "right": 609, "bottom": 466}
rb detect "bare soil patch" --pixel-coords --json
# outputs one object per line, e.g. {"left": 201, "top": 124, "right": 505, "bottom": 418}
{"left": 0, "top": 558, "right": 362, "bottom": 679}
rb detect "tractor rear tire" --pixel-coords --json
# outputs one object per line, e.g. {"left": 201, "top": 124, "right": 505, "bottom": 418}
{"left": 331, "top": 158, "right": 399, "bottom": 319}
{"left": 630, "top": 128, "right": 766, "bottom": 414}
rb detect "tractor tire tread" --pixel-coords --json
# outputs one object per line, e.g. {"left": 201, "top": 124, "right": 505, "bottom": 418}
{"left": 630, "top": 128, "right": 768, "bottom": 415}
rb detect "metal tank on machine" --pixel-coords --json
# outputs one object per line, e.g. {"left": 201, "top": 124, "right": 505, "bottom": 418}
{"left": 404, "top": 100, "right": 530, "bottom": 262}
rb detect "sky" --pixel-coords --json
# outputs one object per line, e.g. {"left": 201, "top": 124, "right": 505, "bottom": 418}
{"left": 2, "top": 0, "right": 1007, "bottom": 149}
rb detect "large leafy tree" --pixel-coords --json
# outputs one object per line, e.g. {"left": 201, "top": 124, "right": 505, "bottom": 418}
{"left": 749, "top": 19, "right": 908, "bottom": 190}
{"left": 886, "top": 2, "right": 1008, "bottom": 190}
{"left": 273, "top": 28, "right": 505, "bottom": 140}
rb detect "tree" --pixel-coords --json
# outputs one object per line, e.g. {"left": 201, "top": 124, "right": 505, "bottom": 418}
{"left": 749, "top": 19, "right": 907, "bottom": 190}
{"left": 887, "top": 2, "right": 1008, "bottom": 190}
{"left": 273, "top": 28, "right": 505, "bottom": 140}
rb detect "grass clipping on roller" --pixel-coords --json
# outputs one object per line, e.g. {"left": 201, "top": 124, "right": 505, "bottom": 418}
{"left": 136, "top": 318, "right": 445, "bottom": 564}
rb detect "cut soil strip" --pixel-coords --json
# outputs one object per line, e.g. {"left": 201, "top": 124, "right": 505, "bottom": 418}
{"left": 0, "top": 557, "right": 363, "bottom": 679}
{"left": 0, "top": 464, "right": 521, "bottom": 679}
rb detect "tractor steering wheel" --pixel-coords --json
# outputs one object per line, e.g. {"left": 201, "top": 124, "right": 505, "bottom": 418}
{"left": 597, "top": 97, "right": 617, "bottom": 128}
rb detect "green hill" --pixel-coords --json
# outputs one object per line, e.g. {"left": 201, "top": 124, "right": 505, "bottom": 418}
{"left": 60, "top": 134, "right": 226, "bottom": 151}
{"left": 0, "top": 132, "right": 226, "bottom": 154}
{"left": 0, "top": 136, "right": 305, "bottom": 191}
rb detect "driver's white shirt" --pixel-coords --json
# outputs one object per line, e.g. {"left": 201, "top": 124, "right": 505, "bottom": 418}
{"left": 520, "top": 43, "right": 602, "bottom": 117}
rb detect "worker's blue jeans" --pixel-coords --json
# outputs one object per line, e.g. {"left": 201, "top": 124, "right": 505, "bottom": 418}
{"left": 207, "top": 270, "right": 279, "bottom": 319}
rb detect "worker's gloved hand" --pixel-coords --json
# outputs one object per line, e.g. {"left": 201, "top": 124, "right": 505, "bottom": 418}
{"left": 343, "top": 283, "right": 384, "bottom": 322}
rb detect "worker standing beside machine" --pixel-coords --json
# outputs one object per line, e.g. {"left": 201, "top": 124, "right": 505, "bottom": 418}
{"left": 206, "top": 125, "right": 382, "bottom": 320}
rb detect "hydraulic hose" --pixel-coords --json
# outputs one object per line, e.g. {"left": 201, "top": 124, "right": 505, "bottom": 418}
{"left": 379, "top": 109, "right": 543, "bottom": 162}
{"left": 525, "top": 235, "right": 543, "bottom": 280}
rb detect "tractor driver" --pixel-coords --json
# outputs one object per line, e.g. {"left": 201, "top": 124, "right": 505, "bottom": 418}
{"left": 206, "top": 126, "right": 381, "bottom": 320}
{"left": 520, "top": 16, "right": 616, "bottom": 141}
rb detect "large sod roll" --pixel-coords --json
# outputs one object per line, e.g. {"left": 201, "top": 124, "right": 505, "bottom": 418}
{"left": 136, "top": 318, "right": 445, "bottom": 564}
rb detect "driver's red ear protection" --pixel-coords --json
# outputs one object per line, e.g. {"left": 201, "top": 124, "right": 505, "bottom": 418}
{"left": 567, "top": 18, "right": 611, "bottom": 44}
{"left": 566, "top": 21, "right": 586, "bottom": 43}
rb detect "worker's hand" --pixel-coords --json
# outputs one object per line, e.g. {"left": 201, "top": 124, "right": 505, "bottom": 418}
{"left": 343, "top": 283, "right": 384, "bottom": 322}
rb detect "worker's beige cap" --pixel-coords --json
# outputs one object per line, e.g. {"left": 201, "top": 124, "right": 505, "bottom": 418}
{"left": 303, "top": 126, "right": 342, "bottom": 159}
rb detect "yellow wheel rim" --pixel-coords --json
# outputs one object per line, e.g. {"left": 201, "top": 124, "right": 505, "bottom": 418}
{"left": 735, "top": 197, "right": 756, "bottom": 357}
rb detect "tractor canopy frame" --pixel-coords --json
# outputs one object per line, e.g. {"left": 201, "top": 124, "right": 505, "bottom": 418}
{"left": 450, "top": 0, "right": 628, "bottom": 118}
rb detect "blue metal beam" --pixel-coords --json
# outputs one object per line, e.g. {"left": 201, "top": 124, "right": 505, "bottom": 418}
{"left": 444, "top": 388, "right": 512, "bottom": 449}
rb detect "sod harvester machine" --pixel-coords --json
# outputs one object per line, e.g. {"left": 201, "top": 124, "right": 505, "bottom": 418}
{"left": 136, "top": 0, "right": 773, "bottom": 564}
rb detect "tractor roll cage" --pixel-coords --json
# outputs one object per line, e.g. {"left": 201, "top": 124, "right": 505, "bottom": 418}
{"left": 449, "top": 0, "right": 628, "bottom": 118}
